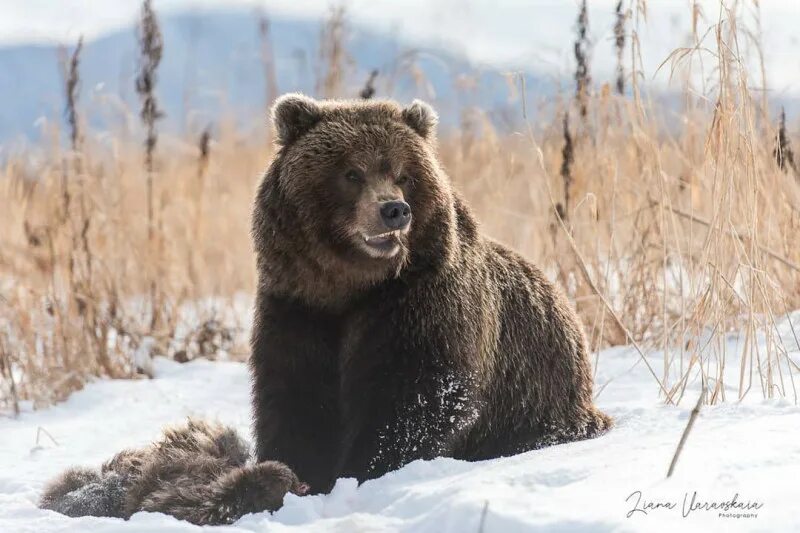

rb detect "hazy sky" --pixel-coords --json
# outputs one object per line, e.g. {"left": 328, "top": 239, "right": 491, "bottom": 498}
{"left": 2, "top": 0, "right": 799, "bottom": 94}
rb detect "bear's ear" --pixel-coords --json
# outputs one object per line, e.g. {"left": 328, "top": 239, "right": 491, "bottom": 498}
{"left": 271, "top": 93, "right": 323, "bottom": 146}
{"left": 401, "top": 100, "right": 438, "bottom": 139}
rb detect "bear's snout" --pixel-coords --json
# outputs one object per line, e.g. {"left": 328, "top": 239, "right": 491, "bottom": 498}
{"left": 379, "top": 200, "right": 412, "bottom": 230}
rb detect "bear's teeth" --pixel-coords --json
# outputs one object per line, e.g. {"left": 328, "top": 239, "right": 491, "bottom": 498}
{"left": 365, "top": 231, "right": 397, "bottom": 242}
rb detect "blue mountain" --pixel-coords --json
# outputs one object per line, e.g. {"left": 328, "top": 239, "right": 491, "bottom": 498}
{"left": 0, "top": 9, "right": 554, "bottom": 146}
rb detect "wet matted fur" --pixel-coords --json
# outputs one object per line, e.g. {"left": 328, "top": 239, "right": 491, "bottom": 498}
{"left": 39, "top": 419, "right": 308, "bottom": 525}
{"left": 250, "top": 94, "right": 612, "bottom": 494}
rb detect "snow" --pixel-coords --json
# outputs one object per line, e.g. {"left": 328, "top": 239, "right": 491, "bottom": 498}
{"left": 2, "top": 313, "right": 800, "bottom": 532}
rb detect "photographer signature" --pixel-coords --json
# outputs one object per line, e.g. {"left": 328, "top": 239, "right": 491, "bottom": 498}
{"left": 625, "top": 490, "right": 764, "bottom": 518}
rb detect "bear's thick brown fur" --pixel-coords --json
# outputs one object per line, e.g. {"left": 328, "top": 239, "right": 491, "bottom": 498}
{"left": 250, "top": 94, "right": 612, "bottom": 494}
{"left": 40, "top": 419, "right": 307, "bottom": 525}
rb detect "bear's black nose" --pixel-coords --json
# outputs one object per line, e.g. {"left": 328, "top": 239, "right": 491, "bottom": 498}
{"left": 379, "top": 200, "right": 412, "bottom": 230}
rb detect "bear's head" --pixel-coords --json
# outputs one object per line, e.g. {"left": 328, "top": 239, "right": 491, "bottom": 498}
{"left": 253, "top": 94, "right": 460, "bottom": 307}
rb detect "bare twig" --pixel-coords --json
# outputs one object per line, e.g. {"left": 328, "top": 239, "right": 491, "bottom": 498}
{"left": 317, "top": 6, "right": 351, "bottom": 98}
{"left": 360, "top": 69, "right": 379, "bottom": 99}
{"left": 613, "top": 0, "right": 627, "bottom": 94}
{"left": 477, "top": 500, "right": 489, "bottom": 533}
{"left": 136, "top": 0, "right": 164, "bottom": 331}
{"left": 62, "top": 37, "right": 83, "bottom": 152}
{"left": 774, "top": 107, "right": 798, "bottom": 176}
{"left": 574, "top": 0, "right": 591, "bottom": 118}
{"left": 0, "top": 338, "right": 20, "bottom": 416}
{"left": 559, "top": 112, "right": 574, "bottom": 221}
{"left": 36, "top": 426, "right": 60, "bottom": 447}
{"left": 667, "top": 387, "right": 705, "bottom": 477}
{"left": 258, "top": 14, "right": 280, "bottom": 110}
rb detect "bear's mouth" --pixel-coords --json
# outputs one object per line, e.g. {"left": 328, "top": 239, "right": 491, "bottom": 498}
{"left": 360, "top": 230, "right": 403, "bottom": 257}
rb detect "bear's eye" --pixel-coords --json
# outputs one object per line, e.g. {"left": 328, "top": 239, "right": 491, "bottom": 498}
{"left": 396, "top": 174, "right": 410, "bottom": 185}
{"left": 344, "top": 169, "right": 365, "bottom": 183}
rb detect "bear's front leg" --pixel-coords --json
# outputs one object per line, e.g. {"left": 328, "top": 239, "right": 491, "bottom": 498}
{"left": 335, "top": 326, "right": 483, "bottom": 482}
{"left": 250, "top": 293, "right": 341, "bottom": 493}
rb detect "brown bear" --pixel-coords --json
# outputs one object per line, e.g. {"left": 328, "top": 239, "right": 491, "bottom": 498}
{"left": 40, "top": 419, "right": 308, "bottom": 525}
{"left": 250, "top": 94, "right": 611, "bottom": 495}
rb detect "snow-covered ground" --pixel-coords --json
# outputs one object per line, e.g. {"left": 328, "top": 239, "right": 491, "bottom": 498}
{"left": 2, "top": 313, "right": 800, "bottom": 532}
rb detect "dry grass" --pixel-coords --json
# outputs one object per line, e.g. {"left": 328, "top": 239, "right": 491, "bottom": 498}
{"left": 1, "top": 1, "right": 800, "bottom": 412}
